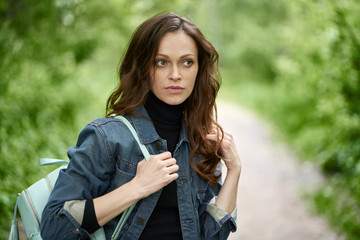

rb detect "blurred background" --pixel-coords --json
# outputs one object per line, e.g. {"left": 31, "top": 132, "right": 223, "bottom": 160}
{"left": 1, "top": 0, "right": 359, "bottom": 239}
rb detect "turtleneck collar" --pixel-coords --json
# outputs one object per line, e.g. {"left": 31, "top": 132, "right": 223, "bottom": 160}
{"left": 144, "top": 91, "right": 186, "bottom": 128}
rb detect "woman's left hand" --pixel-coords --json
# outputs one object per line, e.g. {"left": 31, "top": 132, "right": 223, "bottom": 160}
{"left": 206, "top": 126, "right": 241, "bottom": 174}
{"left": 206, "top": 125, "right": 241, "bottom": 214}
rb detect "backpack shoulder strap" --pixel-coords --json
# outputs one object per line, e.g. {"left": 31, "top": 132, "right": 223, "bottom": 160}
{"left": 111, "top": 115, "right": 151, "bottom": 239}
{"left": 113, "top": 115, "right": 151, "bottom": 161}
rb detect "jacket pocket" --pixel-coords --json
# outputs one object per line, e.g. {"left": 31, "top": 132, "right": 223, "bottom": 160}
{"left": 110, "top": 156, "right": 138, "bottom": 190}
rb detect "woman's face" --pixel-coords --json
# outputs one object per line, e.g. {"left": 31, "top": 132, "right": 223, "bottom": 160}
{"left": 151, "top": 30, "right": 198, "bottom": 105}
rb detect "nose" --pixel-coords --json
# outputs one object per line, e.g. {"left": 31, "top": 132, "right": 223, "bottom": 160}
{"left": 169, "top": 65, "right": 181, "bottom": 81}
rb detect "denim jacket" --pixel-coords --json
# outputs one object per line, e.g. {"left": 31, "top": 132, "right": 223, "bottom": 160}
{"left": 41, "top": 107, "right": 237, "bottom": 240}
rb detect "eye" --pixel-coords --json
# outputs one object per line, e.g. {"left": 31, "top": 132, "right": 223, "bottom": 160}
{"left": 155, "top": 59, "right": 166, "bottom": 67}
{"left": 183, "top": 60, "right": 193, "bottom": 67}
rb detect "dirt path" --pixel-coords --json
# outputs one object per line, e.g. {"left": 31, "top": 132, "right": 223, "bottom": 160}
{"left": 217, "top": 101, "right": 343, "bottom": 240}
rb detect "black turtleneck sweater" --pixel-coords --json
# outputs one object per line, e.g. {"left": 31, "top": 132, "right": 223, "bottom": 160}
{"left": 139, "top": 91, "right": 185, "bottom": 240}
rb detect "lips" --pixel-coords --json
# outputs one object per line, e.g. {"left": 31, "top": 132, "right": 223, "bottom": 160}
{"left": 165, "top": 86, "right": 184, "bottom": 93}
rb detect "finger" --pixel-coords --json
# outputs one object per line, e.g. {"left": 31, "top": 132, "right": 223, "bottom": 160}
{"left": 154, "top": 151, "right": 172, "bottom": 160}
{"left": 221, "top": 137, "right": 236, "bottom": 150}
{"left": 162, "top": 157, "right": 177, "bottom": 167}
{"left": 221, "top": 135, "right": 233, "bottom": 144}
{"left": 167, "top": 164, "right": 179, "bottom": 173}
{"left": 223, "top": 131, "right": 233, "bottom": 140}
{"left": 168, "top": 172, "right": 179, "bottom": 181}
{"left": 206, "top": 134, "right": 219, "bottom": 142}
{"left": 208, "top": 127, "right": 222, "bottom": 137}
{"left": 137, "top": 159, "right": 146, "bottom": 167}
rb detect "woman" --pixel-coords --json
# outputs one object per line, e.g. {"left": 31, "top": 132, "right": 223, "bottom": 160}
{"left": 41, "top": 12, "right": 241, "bottom": 240}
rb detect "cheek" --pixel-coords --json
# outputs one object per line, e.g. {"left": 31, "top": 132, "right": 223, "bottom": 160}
{"left": 189, "top": 68, "right": 198, "bottom": 85}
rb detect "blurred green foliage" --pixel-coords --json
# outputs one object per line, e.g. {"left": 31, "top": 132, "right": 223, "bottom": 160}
{"left": 218, "top": 0, "right": 360, "bottom": 239}
{"left": 1, "top": 0, "right": 359, "bottom": 239}
{"left": 0, "top": 0, "right": 97, "bottom": 237}
{"left": 0, "top": 0, "right": 196, "bottom": 238}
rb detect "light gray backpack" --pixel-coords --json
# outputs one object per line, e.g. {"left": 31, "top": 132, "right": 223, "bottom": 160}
{"left": 9, "top": 116, "right": 150, "bottom": 240}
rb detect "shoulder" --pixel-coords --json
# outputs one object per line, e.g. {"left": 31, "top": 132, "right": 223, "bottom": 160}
{"left": 73, "top": 117, "right": 135, "bottom": 144}
{"left": 89, "top": 117, "right": 121, "bottom": 127}
{"left": 86, "top": 116, "right": 134, "bottom": 130}
{"left": 73, "top": 116, "right": 143, "bottom": 156}
{"left": 84, "top": 116, "right": 136, "bottom": 137}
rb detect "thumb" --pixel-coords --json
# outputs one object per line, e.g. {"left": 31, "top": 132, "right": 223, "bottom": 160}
{"left": 137, "top": 158, "right": 146, "bottom": 167}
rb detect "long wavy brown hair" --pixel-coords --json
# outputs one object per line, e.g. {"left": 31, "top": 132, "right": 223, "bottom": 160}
{"left": 106, "top": 12, "right": 223, "bottom": 185}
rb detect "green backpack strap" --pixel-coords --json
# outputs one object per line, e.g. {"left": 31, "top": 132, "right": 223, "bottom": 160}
{"left": 114, "top": 116, "right": 151, "bottom": 161}
{"left": 39, "top": 158, "right": 69, "bottom": 166}
{"left": 111, "top": 115, "right": 151, "bottom": 239}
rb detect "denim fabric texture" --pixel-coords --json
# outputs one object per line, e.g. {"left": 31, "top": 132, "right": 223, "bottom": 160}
{"left": 40, "top": 107, "right": 236, "bottom": 240}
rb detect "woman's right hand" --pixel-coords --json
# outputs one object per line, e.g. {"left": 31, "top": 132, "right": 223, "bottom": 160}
{"left": 94, "top": 151, "right": 178, "bottom": 226}
{"left": 132, "top": 151, "right": 179, "bottom": 198}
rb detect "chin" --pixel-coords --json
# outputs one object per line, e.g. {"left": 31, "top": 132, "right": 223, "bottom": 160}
{"left": 164, "top": 97, "right": 187, "bottom": 105}
{"left": 166, "top": 100, "right": 184, "bottom": 105}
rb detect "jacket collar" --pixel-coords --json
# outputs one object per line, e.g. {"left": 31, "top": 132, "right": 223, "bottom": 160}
{"left": 129, "top": 106, "right": 189, "bottom": 145}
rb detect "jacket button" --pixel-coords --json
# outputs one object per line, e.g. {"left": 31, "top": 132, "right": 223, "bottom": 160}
{"left": 154, "top": 143, "right": 161, "bottom": 151}
{"left": 137, "top": 217, "right": 144, "bottom": 225}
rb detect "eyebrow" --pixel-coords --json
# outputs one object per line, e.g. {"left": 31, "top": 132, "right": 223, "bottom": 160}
{"left": 155, "top": 53, "right": 196, "bottom": 58}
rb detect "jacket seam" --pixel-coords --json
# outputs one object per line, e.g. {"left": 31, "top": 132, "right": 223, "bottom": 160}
{"left": 92, "top": 124, "right": 112, "bottom": 169}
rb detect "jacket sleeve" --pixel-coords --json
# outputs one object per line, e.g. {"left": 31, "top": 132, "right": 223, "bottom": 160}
{"left": 40, "top": 124, "right": 114, "bottom": 240}
{"left": 199, "top": 165, "right": 237, "bottom": 240}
